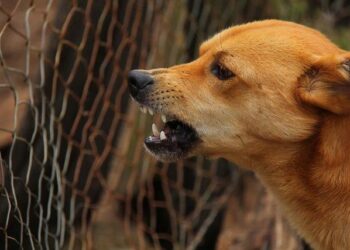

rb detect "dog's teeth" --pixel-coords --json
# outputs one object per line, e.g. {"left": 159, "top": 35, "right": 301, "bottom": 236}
{"left": 160, "top": 131, "right": 167, "bottom": 140}
{"left": 152, "top": 123, "right": 160, "bottom": 136}
{"left": 161, "top": 115, "right": 167, "bottom": 123}
{"left": 148, "top": 108, "right": 154, "bottom": 116}
{"left": 140, "top": 106, "right": 147, "bottom": 114}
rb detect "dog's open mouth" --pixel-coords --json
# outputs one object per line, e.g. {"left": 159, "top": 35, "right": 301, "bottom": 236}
{"left": 139, "top": 106, "right": 200, "bottom": 161}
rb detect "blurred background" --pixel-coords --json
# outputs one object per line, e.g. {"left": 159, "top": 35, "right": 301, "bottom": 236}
{"left": 0, "top": 0, "right": 348, "bottom": 249}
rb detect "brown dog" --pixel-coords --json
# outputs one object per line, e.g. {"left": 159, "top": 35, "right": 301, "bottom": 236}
{"left": 128, "top": 20, "right": 350, "bottom": 250}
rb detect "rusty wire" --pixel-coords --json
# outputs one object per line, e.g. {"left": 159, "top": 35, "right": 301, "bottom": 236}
{"left": 0, "top": 0, "right": 348, "bottom": 249}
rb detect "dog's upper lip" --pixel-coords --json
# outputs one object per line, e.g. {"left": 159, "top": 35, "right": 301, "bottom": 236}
{"left": 137, "top": 104, "right": 176, "bottom": 122}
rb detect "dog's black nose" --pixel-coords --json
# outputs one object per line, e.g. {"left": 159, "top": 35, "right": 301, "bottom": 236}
{"left": 128, "top": 70, "right": 154, "bottom": 96}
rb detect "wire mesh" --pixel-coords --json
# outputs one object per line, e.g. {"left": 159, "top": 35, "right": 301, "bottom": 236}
{"left": 0, "top": 0, "right": 349, "bottom": 249}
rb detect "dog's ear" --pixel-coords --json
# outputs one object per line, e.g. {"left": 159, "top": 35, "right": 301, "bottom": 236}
{"left": 298, "top": 53, "right": 350, "bottom": 115}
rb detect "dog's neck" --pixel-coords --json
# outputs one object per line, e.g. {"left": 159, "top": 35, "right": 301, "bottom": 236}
{"left": 230, "top": 115, "right": 350, "bottom": 249}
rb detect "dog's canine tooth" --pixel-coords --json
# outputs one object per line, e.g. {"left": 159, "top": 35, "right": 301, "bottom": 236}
{"left": 160, "top": 131, "right": 167, "bottom": 140}
{"left": 140, "top": 106, "right": 147, "bottom": 113}
{"left": 148, "top": 108, "right": 154, "bottom": 116}
{"left": 152, "top": 123, "right": 160, "bottom": 136}
{"left": 161, "top": 114, "right": 167, "bottom": 123}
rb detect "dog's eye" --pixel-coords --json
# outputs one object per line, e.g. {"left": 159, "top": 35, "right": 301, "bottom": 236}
{"left": 211, "top": 63, "right": 234, "bottom": 80}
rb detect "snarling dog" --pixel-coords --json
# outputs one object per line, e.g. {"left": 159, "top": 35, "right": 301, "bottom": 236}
{"left": 128, "top": 20, "right": 350, "bottom": 250}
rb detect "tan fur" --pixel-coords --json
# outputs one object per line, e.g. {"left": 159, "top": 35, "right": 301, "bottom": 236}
{"left": 141, "top": 20, "right": 350, "bottom": 249}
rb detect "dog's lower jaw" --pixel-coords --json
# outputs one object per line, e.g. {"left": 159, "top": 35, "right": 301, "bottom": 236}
{"left": 143, "top": 144, "right": 186, "bottom": 162}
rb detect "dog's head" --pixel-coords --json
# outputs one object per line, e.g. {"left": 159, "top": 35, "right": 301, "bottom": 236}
{"left": 128, "top": 20, "right": 350, "bottom": 166}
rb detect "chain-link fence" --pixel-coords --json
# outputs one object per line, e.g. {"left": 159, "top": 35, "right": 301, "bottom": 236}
{"left": 0, "top": 0, "right": 349, "bottom": 249}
